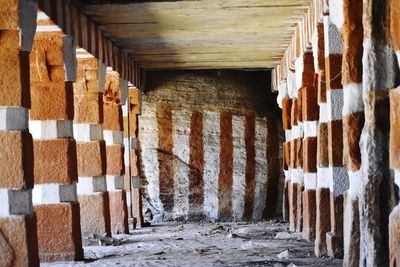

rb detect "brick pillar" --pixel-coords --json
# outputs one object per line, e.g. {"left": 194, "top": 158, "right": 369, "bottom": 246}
{"left": 360, "top": 0, "right": 395, "bottom": 265}
{"left": 323, "top": 13, "right": 348, "bottom": 258}
{"left": 287, "top": 71, "right": 300, "bottom": 232}
{"left": 104, "top": 70, "right": 129, "bottom": 234}
{"left": 314, "top": 22, "right": 331, "bottom": 257}
{"left": 301, "top": 52, "right": 319, "bottom": 242}
{"left": 341, "top": 0, "right": 363, "bottom": 265}
{"left": 73, "top": 50, "right": 111, "bottom": 237}
{"left": 389, "top": 1, "right": 400, "bottom": 266}
{"left": 126, "top": 87, "right": 144, "bottom": 227}
{"left": 0, "top": 1, "right": 39, "bottom": 266}
{"left": 280, "top": 81, "right": 292, "bottom": 223}
{"left": 29, "top": 31, "right": 83, "bottom": 261}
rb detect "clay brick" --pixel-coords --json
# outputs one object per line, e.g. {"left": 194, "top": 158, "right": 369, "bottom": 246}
{"left": 123, "top": 116, "right": 129, "bottom": 138}
{"left": 128, "top": 88, "right": 141, "bottom": 105}
{"left": 108, "top": 190, "right": 129, "bottom": 234}
{"left": 303, "top": 137, "right": 317, "bottom": 173}
{"left": 290, "top": 139, "right": 296, "bottom": 169}
{"left": 74, "top": 92, "right": 103, "bottom": 124}
{"left": 32, "top": 33, "right": 65, "bottom": 66}
{"left": 289, "top": 182, "right": 298, "bottom": 231}
{"left": 129, "top": 114, "right": 138, "bottom": 136}
{"left": 328, "top": 120, "right": 343, "bottom": 167}
{"left": 315, "top": 188, "right": 331, "bottom": 257}
{"left": 104, "top": 72, "right": 121, "bottom": 102}
{"left": 283, "top": 180, "right": 290, "bottom": 222}
{"left": 389, "top": 205, "right": 400, "bottom": 267}
{"left": 343, "top": 112, "right": 364, "bottom": 171}
{"left": 106, "top": 145, "right": 125, "bottom": 176}
{"left": 103, "top": 103, "right": 123, "bottom": 131}
{"left": 317, "top": 123, "right": 329, "bottom": 167}
{"left": 30, "top": 82, "right": 74, "bottom": 120}
{"left": 124, "top": 167, "right": 131, "bottom": 192}
{"left": 282, "top": 98, "right": 292, "bottom": 130}
{"left": 318, "top": 70, "right": 327, "bottom": 103}
{"left": 76, "top": 140, "right": 106, "bottom": 176}
{"left": 0, "top": 1, "right": 20, "bottom": 29}
{"left": 78, "top": 192, "right": 111, "bottom": 236}
{"left": 297, "top": 89, "right": 303, "bottom": 123}
{"left": 296, "top": 184, "right": 304, "bottom": 232}
{"left": 283, "top": 141, "right": 290, "bottom": 170}
{"left": 303, "top": 189, "right": 316, "bottom": 241}
{"left": 0, "top": 31, "right": 30, "bottom": 107}
{"left": 296, "top": 138, "right": 303, "bottom": 168}
{"left": 291, "top": 99, "right": 298, "bottom": 127}
{"left": 33, "top": 139, "right": 77, "bottom": 184}
{"left": 326, "top": 192, "right": 344, "bottom": 257}
{"left": 390, "top": 88, "right": 400, "bottom": 169}
{"left": 131, "top": 188, "right": 144, "bottom": 228}
{"left": 0, "top": 214, "right": 39, "bottom": 267}
{"left": 35, "top": 203, "right": 83, "bottom": 261}
{"left": 302, "top": 86, "right": 319, "bottom": 121}
{"left": 325, "top": 54, "right": 343, "bottom": 90}
{"left": 0, "top": 131, "right": 33, "bottom": 189}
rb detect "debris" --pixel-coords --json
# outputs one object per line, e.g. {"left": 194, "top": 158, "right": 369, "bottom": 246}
{"left": 287, "top": 263, "right": 298, "bottom": 267}
{"left": 274, "top": 232, "right": 292, "bottom": 239}
{"left": 153, "top": 251, "right": 165, "bottom": 255}
{"left": 277, "top": 250, "right": 289, "bottom": 260}
{"left": 194, "top": 248, "right": 207, "bottom": 254}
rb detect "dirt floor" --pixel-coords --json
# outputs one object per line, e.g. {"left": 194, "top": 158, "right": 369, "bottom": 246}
{"left": 43, "top": 220, "right": 343, "bottom": 267}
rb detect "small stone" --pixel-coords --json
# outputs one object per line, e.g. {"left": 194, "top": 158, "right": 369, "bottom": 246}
{"left": 274, "top": 232, "right": 292, "bottom": 239}
{"left": 277, "top": 250, "right": 289, "bottom": 260}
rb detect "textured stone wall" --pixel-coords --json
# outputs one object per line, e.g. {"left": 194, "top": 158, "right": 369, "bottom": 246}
{"left": 138, "top": 70, "right": 282, "bottom": 222}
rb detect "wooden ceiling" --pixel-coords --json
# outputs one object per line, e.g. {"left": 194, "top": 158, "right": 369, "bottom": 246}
{"left": 77, "top": 0, "right": 312, "bottom": 70}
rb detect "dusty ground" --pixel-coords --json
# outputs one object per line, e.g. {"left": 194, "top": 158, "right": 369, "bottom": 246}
{"left": 43, "top": 220, "right": 342, "bottom": 267}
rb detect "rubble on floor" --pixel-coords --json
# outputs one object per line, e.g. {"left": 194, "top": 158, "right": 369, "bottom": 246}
{"left": 42, "top": 220, "right": 342, "bottom": 267}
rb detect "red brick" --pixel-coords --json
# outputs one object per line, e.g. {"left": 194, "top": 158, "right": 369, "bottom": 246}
{"left": 74, "top": 92, "right": 103, "bottom": 124}
{"left": 103, "top": 103, "right": 123, "bottom": 131}
{"left": 30, "top": 82, "right": 74, "bottom": 120}
{"left": 328, "top": 120, "right": 343, "bottom": 167}
{"left": 33, "top": 139, "right": 77, "bottom": 184}
{"left": 109, "top": 190, "right": 129, "bottom": 234}
{"left": 76, "top": 141, "right": 106, "bottom": 177}
{"left": 0, "top": 214, "right": 39, "bottom": 267}
{"left": 106, "top": 145, "right": 125, "bottom": 176}
{"left": 303, "top": 137, "right": 317, "bottom": 173}
{"left": 0, "top": 131, "right": 33, "bottom": 189}
{"left": 35, "top": 203, "right": 83, "bottom": 262}
{"left": 302, "top": 86, "right": 319, "bottom": 121}
{"left": 78, "top": 192, "right": 111, "bottom": 236}
{"left": 0, "top": 31, "right": 30, "bottom": 107}
{"left": 390, "top": 88, "right": 400, "bottom": 169}
{"left": 282, "top": 98, "right": 292, "bottom": 130}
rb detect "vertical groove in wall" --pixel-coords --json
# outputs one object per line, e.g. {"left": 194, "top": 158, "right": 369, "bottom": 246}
{"left": 244, "top": 112, "right": 256, "bottom": 220}
{"left": 188, "top": 110, "right": 204, "bottom": 219}
{"left": 156, "top": 103, "right": 174, "bottom": 213}
{"left": 218, "top": 111, "right": 233, "bottom": 220}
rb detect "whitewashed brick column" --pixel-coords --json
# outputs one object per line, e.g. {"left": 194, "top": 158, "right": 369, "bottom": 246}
{"left": 29, "top": 22, "right": 83, "bottom": 261}
{"left": 73, "top": 50, "right": 111, "bottom": 237}
{"left": 0, "top": 1, "right": 39, "bottom": 266}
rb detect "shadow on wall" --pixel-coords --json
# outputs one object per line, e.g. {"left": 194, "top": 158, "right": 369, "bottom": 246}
{"left": 137, "top": 70, "right": 283, "bottom": 222}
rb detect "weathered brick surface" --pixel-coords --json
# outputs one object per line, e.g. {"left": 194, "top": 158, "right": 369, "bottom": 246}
{"left": 109, "top": 190, "right": 129, "bottom": 234}
{"left": 303, "top": 137, "right": 317, "bottom": 173}
{"left": 76, "top": 140, "right": 106, "bottom": 176}
{"left": 35, "top": 203, "right": 83, "bottom": 262}
{"left": 0, "top": 214, "right": 40, "bottom": 267}
{"left": 103, "top": 103, "right": 123, "bottom": 131}
{"left": 74, "top": 92, "right": 103, "bottom": 124}
{"left": 390, "top": 88, "right": 400, "bottom": 169}
{"left": 0, "top": 131, "right": 33, "bottom": 189}
{"left": 78, "top": 192, "right": 111, "bottom": 236}
{"left": 33, "top": 139, "right": 77, "bottom": 184}
{"left": 106, "top": 145, "right": 125, "bottom": 176}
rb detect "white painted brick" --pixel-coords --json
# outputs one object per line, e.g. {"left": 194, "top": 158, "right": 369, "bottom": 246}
{"left": 32, "top": 183, "right": 77, "bottom": 204}
{"left": 73, "top": 123, "right": 103, "bottom": 142}
{"left": 29, "top": 120, "right": 73, "bottom": 140}
{"left": 295, "top": 56, "right": 304, "bottom": 90}
{"left": 304, "top": 173, "right": 317, "bottom": 190}
{"left": 319, "top": 103, "right": 329, "bottom": 123}
{"left": 124, "top": 137, "right": 130, "bottom": 166}
{"left": 0, "top": 107, "right": 28, "bottom": 131}
{"left": 343, "top": 83, "right": 364, "bottom": 116}
{"left": 103, "top": 130, "right": 123, "bottom": 145}
{"left": 106, "top": 175, "right": 124, "bottom": 191}
{"left": 303, "top": 121, "right": 318, "bottom": 138}
{"left": 77, "top": 176, "right": 107, "bottom": 195}
{"left": 317, "top": 167, "right": 330, "bottom": 188}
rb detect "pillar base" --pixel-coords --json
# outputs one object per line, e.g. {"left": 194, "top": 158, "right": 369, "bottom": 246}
{"left": 289, "top": 181, "right": 298, "bottom": 232}
{"left": 35, "top": 202, "right": 83, "bottom": 262}
{"left": 132, "top": 188, "right": 144, "bottom": 228}
{"left": 296, "top": 184, "right": 303, "bottom": 233}
{"left": 302, "top": 189, "right": 316, "bottom": 241}
{"left": 389, "top": 204, "right": 400, "bottom": 267}
{"left": 78, "top": 192, "right": 111, "bottom": 237}
{"left": 343, "top": 193, "right": 359, "bottom": 266}
{"left": 315, "top": 187, "right": 331, "bottom": 257}
{"left": 109, "top": 190, "right": 129, "bottom": 234}
{"left": 0, "top": 214, "right": 39, "bottom": 267}
{"left": 326, "top": 231, "right": 343, "bottom": 258}
{"left": 283, "top": 180, "right": 290, "bottom": 222}
{"left": 326, "top": 192, "right": 344, "bottom": 258}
